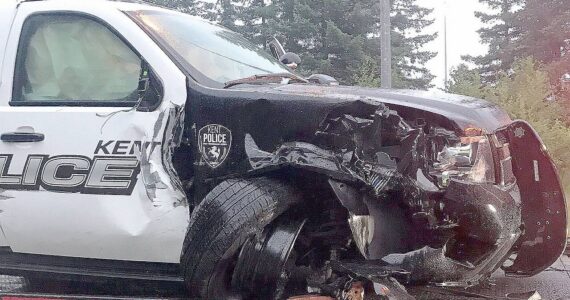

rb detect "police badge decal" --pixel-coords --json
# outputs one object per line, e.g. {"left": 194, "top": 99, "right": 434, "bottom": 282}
{"left": 198, "top": 124, "right": 232, "bottom": 169}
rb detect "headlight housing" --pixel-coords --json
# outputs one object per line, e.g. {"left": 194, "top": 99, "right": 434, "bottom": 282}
{"left": 435, "top": 137, "right": 496, "bottom": 187}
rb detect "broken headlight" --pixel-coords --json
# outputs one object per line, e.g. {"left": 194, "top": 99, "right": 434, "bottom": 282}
{"left": 434, "top": 137, "right": 496, "bottom": 187}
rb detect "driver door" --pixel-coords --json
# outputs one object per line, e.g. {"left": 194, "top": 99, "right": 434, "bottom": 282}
{"left": 0, "top": 5, "right": 189, "bottom": 263}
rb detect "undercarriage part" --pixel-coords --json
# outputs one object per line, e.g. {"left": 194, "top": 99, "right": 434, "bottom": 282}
{"left": 329, "top": 260, "right": 410, "bottom": 284}
{"left": 232, "top": 217, "right": 307, "bottom": 299}
{"left": 360, "top": 196, "right": 416, "bottom": 259}
{"left": 329, "top": 180, "right": 368, "bottom": 216}
{"left": 325, "top": 261, "right": 414, "bottom": 300}
{"left": 378, "top": 178, "right": 522, "bottom": 286}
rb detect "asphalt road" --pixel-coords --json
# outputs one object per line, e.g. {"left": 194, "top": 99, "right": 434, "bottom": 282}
{"left": 409, "top": 255, "right": 570, "bottom": 300}
{"left": 3, "top": 257, "right": 570, "bottom": 299}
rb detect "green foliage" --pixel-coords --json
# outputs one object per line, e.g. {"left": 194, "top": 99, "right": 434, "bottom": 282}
{"left": 489, "top": 59, "right": 570, "bottom": 180}
{"left": 468, "top": 0, "right": 570, "bottom": 90}
{"left": 144, "top": 0, "right": 202, "bottom": 14}
{"left": 450, "top": 58, "right": 570, "bottom": 187}
{"left": 513, "top": 0, "right": 570, "bottom": 86}
{"left": 465, "top": 0, "right": 570, "bottom": 192}
{"left": 447, "top": 64, "right": 486, "bottom": 98}
{"left": 463, "top": 0, "right": 523, "bottom": 83}
{"left": 352, "top": 56, "right": 381, "bottom": 87}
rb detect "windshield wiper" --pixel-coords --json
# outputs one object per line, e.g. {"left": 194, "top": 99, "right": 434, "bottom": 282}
{"left": 224, "top": 73, "right": 308, "bottom": 89}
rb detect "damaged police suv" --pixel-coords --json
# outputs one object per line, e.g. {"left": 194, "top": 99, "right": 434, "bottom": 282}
{"left": 0, "top": 0, "right": 566, "bottom": 299}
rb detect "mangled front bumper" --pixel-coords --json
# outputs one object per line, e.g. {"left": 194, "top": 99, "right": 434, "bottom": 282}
{"left": 359, "top": 120, "right": 567, "bottom": 286}
{"left": 498, "top": 121, "right": 567, "bottom": 277}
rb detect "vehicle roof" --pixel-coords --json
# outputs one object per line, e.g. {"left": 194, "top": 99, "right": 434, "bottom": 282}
{"left": 10, "top": 0, "right": 164, "bottom": 12}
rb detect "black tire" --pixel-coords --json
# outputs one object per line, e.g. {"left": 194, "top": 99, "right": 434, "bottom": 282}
{"left": 181, "top": 177, "right": 302, "bottom": 299}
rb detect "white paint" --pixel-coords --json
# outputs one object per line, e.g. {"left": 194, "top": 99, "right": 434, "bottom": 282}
{"left": 0, "top": 0, "right": 17, "bottom": 91}
{"left": 534, "top": 160, "right": 540, "bottom": 182}
{"left": 0, "top": 1, "right": 190, "bottom": 263}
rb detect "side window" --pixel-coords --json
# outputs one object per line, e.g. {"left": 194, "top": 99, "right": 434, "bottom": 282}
{"left": 13, "top": 14, "right": 143, "bottom": 105}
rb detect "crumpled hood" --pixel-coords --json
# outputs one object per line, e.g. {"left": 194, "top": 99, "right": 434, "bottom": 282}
{"left": 239, "top": 84, "right": 512, "bottom": 133}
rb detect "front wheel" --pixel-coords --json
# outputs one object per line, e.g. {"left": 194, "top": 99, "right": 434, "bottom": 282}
{"left": 181, "top": 177, "right": 302, "bottom": 299}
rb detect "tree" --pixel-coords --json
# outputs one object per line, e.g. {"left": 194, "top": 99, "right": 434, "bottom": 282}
{"left": 144, "top": 0, "right": 202, "bottom": 14}
{"left": 447, "top": 64, "right": 486, "bottom": 98}
{"left": 391, "top": 0, "right": 438, "bottom": 89}
{"left": 352, "top": 56, "right": 381, "bottom": 87}
{"left": 513, "top": 0, "right": 570, "bottom": 88}
{"left": 206, "top": 0, "right": 240, "bottom": 31}
{"left": 464, "top": 0, "right": 523, "bottom": 83}
{"left": 252, "top": 0, "right": 437, "bottom": 88}
{"left": 258, "top": 0, "right": 382, "bottom": 85}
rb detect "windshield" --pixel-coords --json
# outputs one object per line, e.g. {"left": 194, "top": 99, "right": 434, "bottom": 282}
{"left": 127, "top": 10, "right": 292, "bottom": 86}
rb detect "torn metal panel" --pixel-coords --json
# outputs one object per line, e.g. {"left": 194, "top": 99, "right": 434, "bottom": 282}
{"left": 245, "top": 134, "right": 356, "bottom": 182}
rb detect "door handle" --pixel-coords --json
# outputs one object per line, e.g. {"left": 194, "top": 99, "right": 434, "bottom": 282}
{"left": 1, "top": 132, "right": 45, "bottom": 143}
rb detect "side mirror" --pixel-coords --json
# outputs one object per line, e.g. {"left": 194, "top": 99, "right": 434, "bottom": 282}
{"left": 279, "top": 52, "right": 302, "bottom": 70}
{"left": 268, "top": 37, "right": 302, "bottom": 69}
{"left": 279, "top": 52, "right": 301, "bottom": 65}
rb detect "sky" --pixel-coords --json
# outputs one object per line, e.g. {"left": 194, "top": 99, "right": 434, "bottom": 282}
{"left": 416, "top": 0, "right": 490, "bottom": 89}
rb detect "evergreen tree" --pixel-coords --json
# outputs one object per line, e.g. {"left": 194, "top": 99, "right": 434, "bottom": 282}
{"left": 464, "top": 0, "right": 523, "bottom": 83}
{"left": 144, "top": 0, "right": 201, "bottom": 14}
{"left": 447, "top": 64, "right": 486, "bottom": 98}
{"left": 208, "top": 0, "right": 240, "bottom": 31}
{"left": 255, "top": 0, "right": 437, "bottom": 88}
{"left": 391, "top": 0, "right": 438, "bottom": 89}
{"left": 513, "top": 0, "right": 570, "bottom": 87}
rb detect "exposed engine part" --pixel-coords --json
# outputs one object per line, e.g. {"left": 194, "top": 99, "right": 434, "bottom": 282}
{"left": 347, "top": 215, "right": 374, "bottom": 258}
{"left": 329, "top": 260, "right": 410, "bottom": 284}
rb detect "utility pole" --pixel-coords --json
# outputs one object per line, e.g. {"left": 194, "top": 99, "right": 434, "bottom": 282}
{"left": 380, "top": 0, "right": 392, "bottom": 89}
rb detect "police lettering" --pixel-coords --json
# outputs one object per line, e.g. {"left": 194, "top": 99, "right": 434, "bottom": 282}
{"left": 94, "top": 140, "right": 162, "bottom": 155}
{"left": 202, "top": 133, "right": 227, "bottom": 144}
{"left": 0, "top": 154, "right": 140, "bottom": 195}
